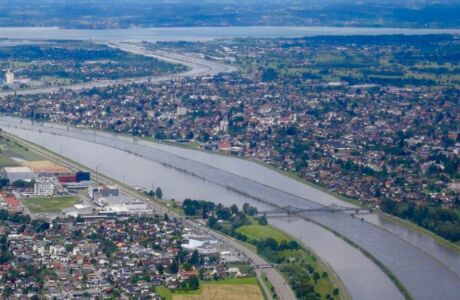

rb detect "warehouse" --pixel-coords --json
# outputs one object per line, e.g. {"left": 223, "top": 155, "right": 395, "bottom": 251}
{"left": 22, "top": 160, "right": 72, "bottom": 178}
{"left": 2, "top": 167, "right": 34, "bottom": 183}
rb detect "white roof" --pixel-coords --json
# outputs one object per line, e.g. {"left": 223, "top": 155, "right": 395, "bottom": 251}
{"left": 3, "top": 167, "right": 33, "bottom": 173}
{"left": 74, "top": 204, "right": 91, "bottom": 210}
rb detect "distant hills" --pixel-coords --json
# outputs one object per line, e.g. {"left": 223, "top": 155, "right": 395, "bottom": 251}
{"left": 0, "top": 0, "right": 459, "bottom": 29}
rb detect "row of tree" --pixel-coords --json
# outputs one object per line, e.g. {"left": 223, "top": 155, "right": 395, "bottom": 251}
{"left": 380, "top": 198, "right": 460, "bottom": 242}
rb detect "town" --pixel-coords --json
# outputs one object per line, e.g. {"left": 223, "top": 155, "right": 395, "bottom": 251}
{"left": 0, "top": 135, "right": 277, "bottom": 299}
{"left": 1, "top": 35, "right": 458, "bottom": 242}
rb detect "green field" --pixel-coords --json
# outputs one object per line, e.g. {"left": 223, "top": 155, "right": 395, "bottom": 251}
{"left": 156, "top": 286, "right": 174, "bottom": 300}
{"left": 22, "top": 196, "right": 80, "bottom": 213}
{"left": 205, "top": 277, "right": 258, "bottom": 285}
{"left": 0, "top": 136, "right": 44, "bottom": 162}
{"left": 236, "top": 224, "right": 291, "bottom": 243}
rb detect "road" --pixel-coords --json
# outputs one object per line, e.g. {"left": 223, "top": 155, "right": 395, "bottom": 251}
{"left": 0, "top": 42, "right": 237, "bottom": 98}
{"left": 4, "top": 128, "right": 296, "bottom": 299}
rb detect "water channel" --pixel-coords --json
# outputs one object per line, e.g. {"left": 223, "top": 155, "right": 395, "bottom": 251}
{"left": 1, "top": 118, "right": 459, "bottom": 300}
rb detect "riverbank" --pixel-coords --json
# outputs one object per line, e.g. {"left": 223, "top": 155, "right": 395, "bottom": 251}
{"left": 3, "top": 131, "right": 297, "bottom": 300}
{"left": 148, "top": 138, "right": 460, "bottom": 253}
{"left": 5, "top": 119, "right": 460, "bottom": 300}
{"left": 145, "top": 190, "right": 349, "bottom": 299}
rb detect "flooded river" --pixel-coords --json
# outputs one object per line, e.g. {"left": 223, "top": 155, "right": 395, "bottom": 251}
{"left": 1, "top": 117, "right": 459, "bottom": 300}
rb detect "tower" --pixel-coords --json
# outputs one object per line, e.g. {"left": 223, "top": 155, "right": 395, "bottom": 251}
{"left": 5, "top": 69, "right": 14, "bottom": 84}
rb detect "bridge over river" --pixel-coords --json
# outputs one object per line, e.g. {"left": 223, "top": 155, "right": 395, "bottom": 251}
{"left": 258, "top": 204, "right": 373, "bottom": 217}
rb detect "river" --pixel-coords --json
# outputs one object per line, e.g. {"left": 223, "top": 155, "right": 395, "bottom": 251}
{"left": 0, "top": 26, "right": 459, "bottom": 42}
{"left": 1, "top": 118, "right": 459, "bottom": 300}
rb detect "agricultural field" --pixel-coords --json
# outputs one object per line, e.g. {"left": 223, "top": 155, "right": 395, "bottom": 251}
{"left": 157, "top": 277, "right": 263, "bottom": 300}
{"left": 22, "top": 196, "right": 80, "bottom": 213}
{"left": 155, "top": 35, "right": 460, "bottom": 88}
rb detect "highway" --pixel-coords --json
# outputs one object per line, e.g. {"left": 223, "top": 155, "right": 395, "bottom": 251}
{"left": 0, "top": 42, "right": 237, "bottom": 98}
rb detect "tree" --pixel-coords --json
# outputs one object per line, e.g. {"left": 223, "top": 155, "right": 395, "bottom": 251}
{"left": 242, "top": 203, "right": 250, "bottom": 214}
{"left": 230, "top": 204, "right": 239, "bottom": 215}
{"left": 189, "top": 275, "right": 200, "bottom": 290}
{"left": 261, "top": 68, "right": 278, "bottom": 82}
{"left": 0, "top": 178, "right": 9, "bottom": 189}
{"left": 155, "top": 187, "right": 163, "bottom": 199}
{"left": 207, "top": 216, "right": 218, "bottom": 229}
{"left": 216, "top": 207, "right": 231, "bottom": 220}
{"left": 184, "top": 205, "right": 196, "bottom": 216}
{"left": 258, "top": 216, "right": 268, "bottom": 225}
{"left": 169, "top": 260, "right": 178, "bottom": 274}
{"left": 189, "top": 249, "right": 200, "bottom": 266}
{"left": 182, "top": 262, "right": 192, "bottom": 271}
{"left": 156, "top": 263, "right": 164, "bottom": 274}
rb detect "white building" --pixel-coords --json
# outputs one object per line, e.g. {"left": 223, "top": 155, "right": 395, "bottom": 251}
{"left": 5, "top": 69, "right": 14, "bottom": 84}
{"left": 176, "top": 106, "right": 188, "bottom": 116}
{"left": 2, "top": 167, "right": 34, "bottom": 183}
{"left": 88, "top": 184, "right": 119, "bottom": 200}
{"left": 34, "top": 180, "right": 55, "bottom": 196}
{"left": 63, "top": 204, "right": 94, "bottom": 218}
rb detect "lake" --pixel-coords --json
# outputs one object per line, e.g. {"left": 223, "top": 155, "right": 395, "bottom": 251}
{"left": 0, "top": 26, "right": 459, "bottom": 42}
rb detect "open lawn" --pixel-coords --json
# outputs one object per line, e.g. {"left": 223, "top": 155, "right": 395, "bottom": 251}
{"left": 236, "top": 224, "right": 291, "bottom": 243}
{"left": 22, "top": 196, "right": 80, "bottom": 213}
{"left": 0, "top": 137, "right": 44, "bottom": 161}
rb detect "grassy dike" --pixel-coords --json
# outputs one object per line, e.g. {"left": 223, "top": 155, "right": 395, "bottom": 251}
{"left": 4, "top": 127, "right": 415, "bottom": 300}
{"left": 149, "top": 138, "right": 459, "bottom": 254}
{"left": 6, "top": 127, "right": 391, "bottom": 300}
{"left": 141, "top": 139, "right": 415, "bottom": 299}
{"left": 300, "top": 215, "right": 413, "bottom": 300}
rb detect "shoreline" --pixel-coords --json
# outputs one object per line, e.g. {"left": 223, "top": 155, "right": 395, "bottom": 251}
{"left": 151, "top": 138, "right": 460, "bottom": 253}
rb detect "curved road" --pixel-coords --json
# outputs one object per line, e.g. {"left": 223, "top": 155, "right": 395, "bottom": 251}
{"left": 0, "top": 42, "right": 236, "bottom": 98}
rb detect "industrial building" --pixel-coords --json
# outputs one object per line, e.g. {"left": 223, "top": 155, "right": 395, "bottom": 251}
{"left": 63, "top": 204, "right": 95, "bottom": 218}
{"left": 34, "top": 179, "right": 55, "bottom": 196}
{"left": 2, "top": 167, "right": 34, "bottom": 183}
{"left": 5, "top": 69, "right": 14, "bottom": 84}
{"left": 88, "top": 185, "right": 119, "bottom": 200}
{"left": 22, "top": 160, "right": 72, "bottom": 178}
